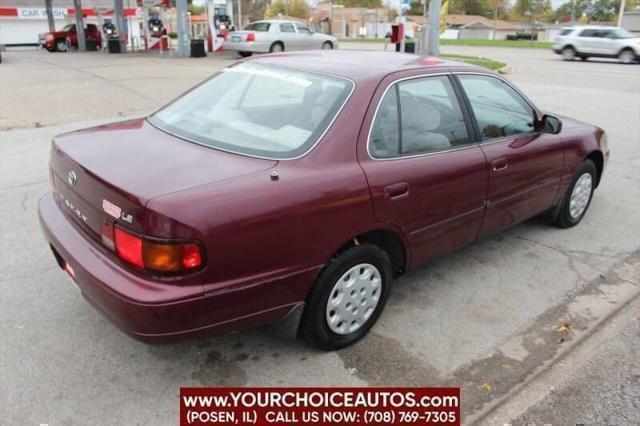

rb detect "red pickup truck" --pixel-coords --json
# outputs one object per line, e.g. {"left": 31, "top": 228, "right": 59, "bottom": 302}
{"left": 39, "top": 23, "right": 102, "bottom": 52}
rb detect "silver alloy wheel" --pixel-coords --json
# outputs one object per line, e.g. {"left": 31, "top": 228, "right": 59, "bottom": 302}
{"left": 325, "top": 263, "right": 381, "bottom": 335}
{"left": 619, "top": 50, "right": 635, "bottom": 64}
{"left": 562, "top": 47, "right": 575, "bottom": 61}
{"left": 322, "top": 41, "right": 332, "bottom": 50}
{"left": 569, "top": 173, "right": 593, "bottom": 219}
{"left": 271, "top": 43, "right": 283, "bottom": 52}
{"left": 56, "top": 40, "right": 68, "bottom": 52}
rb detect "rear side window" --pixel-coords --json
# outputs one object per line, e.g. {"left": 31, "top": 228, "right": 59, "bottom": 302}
{"left": 280, "top": 23, "right": 295, "bottom": 33}
{"left": 457, "top": 74, "right": 535, "bottom": 141}
{"left": 559, "top": 29, "right": 573, "bottom": 36}
{"left": 370, "top": 76, "right": 470, "bottom": 158}
{"left": 244, "top": 22, "right": 270, "bottom": 31}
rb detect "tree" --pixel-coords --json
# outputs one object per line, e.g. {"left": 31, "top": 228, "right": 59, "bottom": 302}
{"left": 408, "top": 0, "right": 425, "bottom": 15}
{"left": 511, "top": 0, "right": 552, "bottom": 20}
{"left": 448, "top": 0, "right": 494, "bottom": 18}
{"left": 265, "top": 0, "right": 310, "bottom": 19}
{"left": 552, "top": 0, "right": 589, "bottom": 22}
{"left": 584, "top": 0, "right": 619, "bottom": 21}
{"left": 333, "top": 0, "right": 383, "bottom": 7}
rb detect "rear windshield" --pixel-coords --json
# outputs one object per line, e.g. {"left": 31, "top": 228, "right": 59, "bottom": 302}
{"left": 149, "top": 63, "right": 353, "bottom": 159}
{"left": 559, "top": 29, "right": 573, "bottom": 36}
{"left": 244, "top": 22, "right": 270, "bottom": 31}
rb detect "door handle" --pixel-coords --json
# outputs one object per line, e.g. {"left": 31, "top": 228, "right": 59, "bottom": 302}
{"left": 492, "top": 159, "right": 508, "bottom": 172}
{"left": 384, "top": 182, "right": 409, "bottom": 200}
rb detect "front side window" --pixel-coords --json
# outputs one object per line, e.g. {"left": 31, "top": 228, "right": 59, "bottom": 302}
{"left": 150, "top": 63, "right": 352, "bottom": 159}
{"left": 457, "top": 74, "right": 535, "bottom": 141}
{"left": 370, "top": 76, "right": 470, "bottom": 158}
{"left": 579, "top": 29, "right": 597, "bottom": 37}
{"left": 295, "top": 23, "right": 312, "bottom": 34}
{"left": 608, "top": 28, "right": 635, "bottom": 39}
{"left": 280, "top": 23, "right": 295, "bottom": 33}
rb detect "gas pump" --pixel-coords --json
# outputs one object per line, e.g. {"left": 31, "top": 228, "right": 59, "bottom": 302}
{"left": 148, "top": 14, "right": 165, "bottom": 38}
{"left": 103, "top": 19, "right": 117, "bottom": 38}
{"left": 205, "top": 0, "right": 234, "bottom": 52}
{"left": 140, "top": 1, "right": 169, "bottom": 50}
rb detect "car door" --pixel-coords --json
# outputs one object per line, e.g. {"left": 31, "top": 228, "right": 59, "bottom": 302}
{"left": 294, "top": 23, "right": 315, "bottom": 50}
{"left": 455, "top": 73, "right": 565, "bottom": 237}
{"left": 358, "top": 72, "right": 488, "bottom": 268}
{"left": 277, "top": 22, "right": 297, "bottom": 50}
{"left": 576, "top": 29, "right": 599, "bottom": 53}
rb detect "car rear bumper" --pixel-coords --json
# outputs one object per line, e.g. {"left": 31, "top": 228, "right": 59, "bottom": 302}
{"left": 38, "top": 193, "right": 311, "bottom": 342}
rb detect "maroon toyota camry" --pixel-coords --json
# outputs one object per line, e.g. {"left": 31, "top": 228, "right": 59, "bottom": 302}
{"left": 39, "top": 51, "right": 609, "bottom": 350}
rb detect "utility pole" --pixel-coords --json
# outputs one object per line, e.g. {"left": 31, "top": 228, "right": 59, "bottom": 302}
{"left": 176, "top": 0, "right": 190, "bottom": 57}
{"left": 45, "top": 0, "right": 55, "bottom": 32}
{"left": 73, "top": 0, "right": 86, "bottom": 51}
{"left": 426, "top": 0, "right": 441, "bottom": 56}
{"left": 238, "top": 0, "right": 242, "bottom": 29}
{"left": 618, "top": 0, "right": 626, "bottom": 27}
{"left": 571, "top": 0, "right": 576, "bottom": 22}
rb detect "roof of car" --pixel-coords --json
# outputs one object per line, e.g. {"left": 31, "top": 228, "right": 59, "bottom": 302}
{"left": 248, "top": 50, "right": 482, "bottom": 83}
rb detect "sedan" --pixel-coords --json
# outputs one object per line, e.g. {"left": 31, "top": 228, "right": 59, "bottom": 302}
{"left": 39, "top": 51, "right": 609, "bottom": 350}
{"left": 223, "top": 20, "right": 337, "bottom": 57}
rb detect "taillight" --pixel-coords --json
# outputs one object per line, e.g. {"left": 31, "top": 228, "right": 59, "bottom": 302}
{"left": 246, "top": 32, "right": 255, "bottom": 42}
{"left": 113, "top": 225, "right": 202, "bottom": 273}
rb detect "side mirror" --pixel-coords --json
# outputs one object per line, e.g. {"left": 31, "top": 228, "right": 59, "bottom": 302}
{"left": 541, "top": 114, "right": 562, "bottom": 134}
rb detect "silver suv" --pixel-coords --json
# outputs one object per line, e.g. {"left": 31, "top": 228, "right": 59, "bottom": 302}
{"left": 552, "top": 26, "right": 640, "bottom": 64}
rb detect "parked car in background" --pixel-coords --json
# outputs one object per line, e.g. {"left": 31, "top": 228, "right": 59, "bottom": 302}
{"left": 553, "top": 26, "right": 640, "bottom": 63}
{"left": 39, "top": 51, "right": 608, "bottom": 350}
{"left": 39, "top": 23, "right": 102, "bottom": 52}
{"left": 223, "top": 20, "right": 338, "bottom": 57}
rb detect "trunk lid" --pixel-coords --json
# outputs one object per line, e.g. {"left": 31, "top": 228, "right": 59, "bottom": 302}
{"left": 50, "top": 118, "right": 276, "bottom": 242}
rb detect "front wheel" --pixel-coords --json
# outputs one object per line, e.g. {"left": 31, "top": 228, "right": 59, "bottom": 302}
{"left": 618, "top": 49, "right": 636, "bottom": 64}
{"left": 554, "top": 160, "right": 596, "bottom": 228}
{"left": 322, "top": 41, "right": 333, "bottom": 50}
{"left": 300, "top": 243, "right": 392, "bottom": 350}
{"left": 56, "top": 39, "right": 68, "bottom": 52}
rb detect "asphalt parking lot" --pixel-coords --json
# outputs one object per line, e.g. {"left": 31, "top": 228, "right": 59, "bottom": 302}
{"left": 1, "top": 47, "right": 639, "bottom": 424}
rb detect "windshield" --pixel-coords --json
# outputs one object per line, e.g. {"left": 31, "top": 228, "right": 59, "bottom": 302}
{"left": 149, "top": 63, "right": 353, "bottom": 159}
{"left": 610, "top": 28, "right": 635, "bottom": 39}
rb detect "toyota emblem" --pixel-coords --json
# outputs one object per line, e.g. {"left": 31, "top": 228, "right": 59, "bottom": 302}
{"left": 67, "top": 170, "right": 77, "bottom": 187}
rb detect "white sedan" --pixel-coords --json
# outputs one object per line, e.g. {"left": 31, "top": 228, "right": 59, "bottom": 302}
{"left": 223, "top": 20, "right": 338, "bottom": 57}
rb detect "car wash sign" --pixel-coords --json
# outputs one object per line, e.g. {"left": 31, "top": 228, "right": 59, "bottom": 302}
{"left": 17, "top": 8, "right": 67, "bottom": 19}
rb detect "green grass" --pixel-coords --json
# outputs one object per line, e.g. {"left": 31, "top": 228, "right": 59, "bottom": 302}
{"left": 441, "top": 39, "right": 552, "bottom": 49}
{"left": 339, "top": 37, "right": 552, "bottom": 49}
{"left": 440, "top": 53, "right": 506, "bottom": 71}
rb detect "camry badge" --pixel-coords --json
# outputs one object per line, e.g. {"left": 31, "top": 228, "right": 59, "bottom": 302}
{"left": 67, "top": 170, "right": 77, "bottom": 187}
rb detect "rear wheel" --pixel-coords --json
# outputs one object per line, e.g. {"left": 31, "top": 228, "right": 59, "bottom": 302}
{"left": 322, "top": 41, "right": 333, "bottom": 50}
{"left": 269, "top": 42, "right": 284, "bottom": 53}
{"left": 554, "top": 160, "right": 597, "bottom": 228}
{"left": 580, "top": 56, "right": 588, "bottom": 61}
{"left": 562, "top": 46, "right": 576, "bottom": 61}
{"left": 300, "top": 243, "right": 392, "bottom": 350}
{"left": 618, "top": 48, "right": 636, "bottom": 64}
{"left": 55, "top": 39, "right": 68, "bottom": 52}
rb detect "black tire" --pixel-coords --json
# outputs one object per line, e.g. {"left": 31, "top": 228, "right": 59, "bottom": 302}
{"left": 618, "top": 48, "right": 636, "bottom": 64}
{"left": 554, "top": 159, "right": 597, "bottom": 228}
{"left": 55, "top": 39, "right": 67, "bottom": 52}
{"left": 580, "top": 56, "right": 588, "bottom": 61}
{"left": 300, "top": 243, "right": 392, "bottom": 350}
{"left": 562, "top": 46, "right": 576, "bottom": 61}
{"left": 322, "top": 41, "right": 333, "bottom": 50}
{"left": 269, "top": 42, "right": 284, "bottom": 53}
{"left": 238, "top": 51, "right": 253, "bottom": 58}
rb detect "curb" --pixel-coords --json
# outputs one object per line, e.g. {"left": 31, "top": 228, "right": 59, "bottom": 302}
{"left": 497, "top": 65, "right": 511, "bottom": 74}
